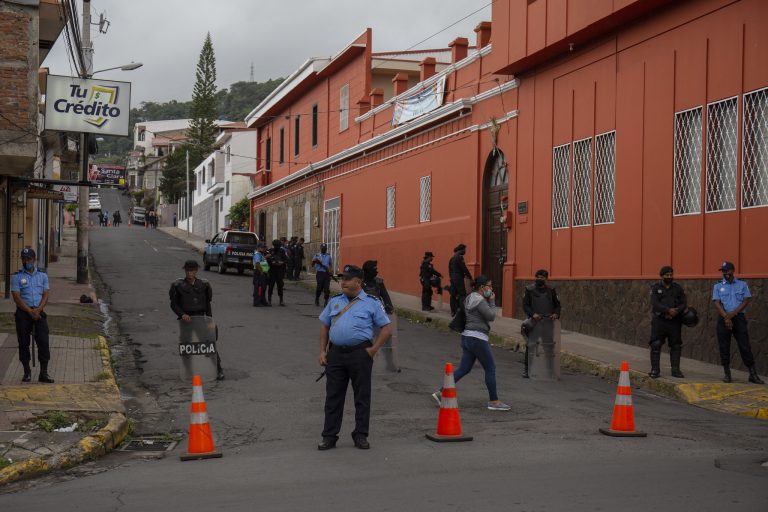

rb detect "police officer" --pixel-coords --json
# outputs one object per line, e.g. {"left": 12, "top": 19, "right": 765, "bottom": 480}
{"left": 170, "top": 260, "right": 225, "bottom": 380}
{"left": 362, "top": 260, "right": 399, "bottom": 373}
{"left": 448, "top": 244, "right": 472, "bottom": 316}
{"left": 252, "top": 243, "right": 269, "bottom": 307}
{"left": 522, "top": 269, "right": 561, "bottom": 379}
{"left": 312, "top": 243, "right": 333, "bottom": 307}
{"left": 712, "top": 261, "right": 764, "bottom": 384}
{"left": 419, "top": 251, "right": 442, "bottom": 311}
{"left": 267, "top": 239, "right": 288, "bottom": 306}
{"left": 10, "top": 248, "right": 54, "bottom": 383}
{"left": 648, "top": 266, "right": 687, "bottom": 379}
{"left": 317, "top": 265, "right": 392, "bottom": 450}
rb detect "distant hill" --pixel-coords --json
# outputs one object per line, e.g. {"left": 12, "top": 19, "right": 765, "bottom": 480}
{"left": 94, "top": 78, "right": 283, "bottom": 164}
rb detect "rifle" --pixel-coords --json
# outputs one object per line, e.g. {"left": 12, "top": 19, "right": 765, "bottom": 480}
{"left": 313, "top": 258, "right": 338, "bottom": 283}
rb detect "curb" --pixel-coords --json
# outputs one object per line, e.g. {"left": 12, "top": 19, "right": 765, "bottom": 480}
{"left": 0, "top": 336, "right": 128, "bottom": 487}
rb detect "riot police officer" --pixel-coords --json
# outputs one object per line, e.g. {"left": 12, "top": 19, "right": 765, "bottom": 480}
{"left": 419, "top": 251, "right": 442, "bottom": 311}
{"left": 362, "top": 260, "right": 399, "bottom": 372}
{"left": 170, "top": 260, "right": 224, "bottom": 380}
{"left": 522, "top": 269, "right": 561, "bottom": 379}
{"left": 448, "top": 244, "right": 472, "bottom": 316}
{"left": 267, "top": 239, "right": 288, "bottom": 306}
{"left": 649, "top": 266, "right": 687, "bottom": 379}
{"left": 11, "top": 248, "right": 54, "bottom": 383}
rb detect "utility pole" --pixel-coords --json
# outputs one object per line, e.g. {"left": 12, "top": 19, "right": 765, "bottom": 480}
{"left": 76, "top": 0, "right": 93, "bottom": 284}
{"left": 186, "top": 149, "right": 190, "bottom": 238}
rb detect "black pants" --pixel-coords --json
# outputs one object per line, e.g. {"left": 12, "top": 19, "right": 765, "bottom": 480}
{"left": 421, "top": 281, "right": 433, "bottom": 309}
{"left": 650, "top": 317, "right": 682, "bottom": 347}
{"left": 717, "top": 314, "right": 755, "bottom": 367}
{"left": 293, "top": 259, "right": 303, "bottom": 280}
{"left": 183, "top": 314, "right": 223, "bottom": 372}
{"left": 268, "top": 270, "right": 285, "bottom": 302}
{"left": 15, "top": 309, "right": 50, "bottom": 364}
{"left": 252, "top": 272, "right": 268, "bottom": 306}
{"left": 449, "top": 280, "right": 467, "bottom": 316}
{"left": 322, "top": 342, "right": 373, "bottom": 441}
{"left": 316, "top": 272, "right": 331, "bottom": 303}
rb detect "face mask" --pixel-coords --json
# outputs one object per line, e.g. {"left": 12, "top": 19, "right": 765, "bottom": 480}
{"left": 483, "top": 288, "right": 492, "bottom": 298}
{"left": 535, "top": 279, "right": 545, "bottom": 287}
{"left": 663, "top": 277, "right": 673, "bottom": 285}
{"left": 365, "top": 269, "right": 378, "bottom": 279}
{"left": 459, "top": 250, "right": 466, "bottom": 256}
{"left": 24, "top": 262, "right": 34, "bottom": 271}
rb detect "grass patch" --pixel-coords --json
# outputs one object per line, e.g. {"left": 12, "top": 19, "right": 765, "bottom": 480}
{"left": 36, "top": 411, "right": 72, "bottom": 433}
{"left": 94, "top": 371, "right": 111, "bottom": 381}
{"left": 0, "top": 457, "right": 12, "bottom": 470}
{"left": 77, "top": 417, "right": 106, "bottom": 433}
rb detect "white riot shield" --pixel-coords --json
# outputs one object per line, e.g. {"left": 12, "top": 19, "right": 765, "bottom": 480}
{"left": 526, "top": 318, "right": 561, "bottom": 380}
{"left": 375, "top": 314, "right": 401, "bottom": 373}
{"left": 178, "top": 316, "right": 218, "bottom": 382}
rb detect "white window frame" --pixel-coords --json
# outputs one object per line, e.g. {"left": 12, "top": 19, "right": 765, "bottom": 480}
{"left": 551, "top": 143, "right": 571, "bottom": 229}
{"left": 742, "top": 86, "right": 768, "bottom": 209}
{"left": 287, "top": 206, "right": 293, "bottom": 238}
{"left": 339, "top": 84, "right": 349, "bottom": 132}
{"left": 594, "top": 131, "right": 616, "bottom": 225}
{"left": 705, "top": 96, "right": 739, "bottom": 213}
{"left": 226, "top": 145, "right": 231, "bottom": 163}
{"left": 272, "top": 211, "right": 278, "bottom": 239}
{"left": 386, "top": 185, "right": 396, "bottom": 229}
{"left": 673, "top": 106, "right": 703, "bottom": 216}
{"left": 304, "top": 201, "right": 311, "bottom": 241}
{"left": 419, "top": 176, "right": 431, "bottom": 223}
{"left": 571, "top": 137, "right": 593, "bottom": 227}
{"left": 225, "top": 180, "right": 230, "bottom": 196}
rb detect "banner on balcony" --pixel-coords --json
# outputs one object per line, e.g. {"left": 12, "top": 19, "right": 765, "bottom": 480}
{"left": 391, "top": 75, "right": 446, "bottom": 126}
{"left": 44, "top": 75, "right": 131, "bottom": 136}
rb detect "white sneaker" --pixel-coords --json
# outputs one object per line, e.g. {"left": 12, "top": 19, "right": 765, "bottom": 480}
{"left": 431, "top": 391, "right": 442, "bottom": 407}
{"left": 487, "top": 401, "right": 511, "bottom": 411}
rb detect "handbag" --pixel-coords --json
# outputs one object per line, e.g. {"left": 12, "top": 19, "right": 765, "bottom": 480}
{"left": 448, "top": 307, "right": 466, "bottom": 333}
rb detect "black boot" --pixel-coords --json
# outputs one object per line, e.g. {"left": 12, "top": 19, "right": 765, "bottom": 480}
{"left": 649, "top": 342, "right": 661, "bottom": 379}
{"left": 22, "top": 362, "right": 31, "bottom": 383}
{"left": 670, "top": 347, "right": 685, "bottom": 378}
{"left": 748, "top": 366, "right": 765, "bottom": 385}
{"left": 722, "top": 366, "right": 732, "bottom": 383}
{"left": 38, "top": 363, "right": 54, "bottom": 383}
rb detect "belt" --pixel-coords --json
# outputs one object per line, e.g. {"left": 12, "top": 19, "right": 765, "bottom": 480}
{"left": 329, "top": 340, "right": 372, "bottom": 353}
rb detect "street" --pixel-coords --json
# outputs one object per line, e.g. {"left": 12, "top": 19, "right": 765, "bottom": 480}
{"left": 0, "top": 188, "right": 764, "bottom": 510}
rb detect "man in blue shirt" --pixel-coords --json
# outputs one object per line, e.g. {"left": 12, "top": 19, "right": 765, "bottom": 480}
{"left": 10, "top": 248, "right": 54, "bottom": 383}
{"left": 317, "top": 265, "right": 392, "bottom": 451}
{"left": 312, "top": 243, "right": 333, "bottom": 307}
{"left": 712, "top": 261, "right": 764, "bottom": 384}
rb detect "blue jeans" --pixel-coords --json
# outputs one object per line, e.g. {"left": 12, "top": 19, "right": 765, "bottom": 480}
{"left": 453, "top": 335, "right": 498, "bottom": 401}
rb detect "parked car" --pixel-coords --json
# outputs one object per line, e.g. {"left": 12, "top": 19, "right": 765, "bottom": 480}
{"left": 88, "top": 199, "right": 101, "bottom": 212}
{"left": 203, "top": 230, "right": 259, "bottom": 274}
{"left": 132, "top": 207, "right": 146, "bottom": 225}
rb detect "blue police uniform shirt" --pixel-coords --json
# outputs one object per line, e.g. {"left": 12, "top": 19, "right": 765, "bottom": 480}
{"left": 253, "top": 251, "right": 265, "bottom": 264}
{"left": 314, "top": 253, "right": 332, "bottom": 273}
{"left": 319, "top": 290, "right": 390, "bottom": 345}
{"left": 11, "top": 267, "right": 49, "bottom": 308}
{"left": 711, "top": 278, "right": 751, "bottom": 313}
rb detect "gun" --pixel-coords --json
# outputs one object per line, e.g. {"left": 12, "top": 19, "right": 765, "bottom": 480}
{"left": 314, "top": 259, "right": 338, "bottom": 283}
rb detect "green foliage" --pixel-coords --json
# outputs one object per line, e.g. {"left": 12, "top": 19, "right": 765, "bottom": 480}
{"left": 37, "top": 411, "right": 72, "bottom": 432}
{"left": 0, "top": 457, "right": 11, "bottom": 469}
{"left": 159, "top": 144, "right": 196, "bottom": 203}
{"left": 228, "top": 197, "right": 250, "bottom": 229}
{"left": 65, "top": 203, "right": 77, "bottom": 213}
{"left": 187, "top": 33, "right": 218, "bottom": 165}
{"left": 217, "top": 79, "right": 285, "bottom": 121}
{"left": 132, "top": 190, "right": 145, "bottom": 204}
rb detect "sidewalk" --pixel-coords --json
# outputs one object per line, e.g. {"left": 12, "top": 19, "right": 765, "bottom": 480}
{"left": 0, "top": 225, "right": 127, "bottom": 486}
{"left": 160, "top": 227, "right": 768, "bottom": 421}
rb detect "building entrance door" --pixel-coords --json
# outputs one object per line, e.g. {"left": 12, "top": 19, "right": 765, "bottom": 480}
{"left": 482, "top": 150, "right": 509, "bottom": 307}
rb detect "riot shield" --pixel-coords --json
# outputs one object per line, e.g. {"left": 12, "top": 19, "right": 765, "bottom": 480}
{"left": 526, "top": 318, "right": 561, "bottom": 380}
{"left": 375, "top": 314, "right": 401, "bottom": 373}
{"left": 178, "top": 316, "right": 218, "bottom": 382}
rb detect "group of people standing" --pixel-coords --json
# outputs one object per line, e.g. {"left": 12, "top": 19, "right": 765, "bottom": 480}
{"left": 251, "top": 237, "right": 306, "bottom": 307}
{"left": 97, "top": 210, "right": 122, "bottom": 227}
{"left": 145, "top": 209, "right": 159, "bottom": 228}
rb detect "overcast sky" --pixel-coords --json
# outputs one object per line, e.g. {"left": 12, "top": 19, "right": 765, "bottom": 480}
{"left": 43, "top": 0, "right": 492, "bottom": 112}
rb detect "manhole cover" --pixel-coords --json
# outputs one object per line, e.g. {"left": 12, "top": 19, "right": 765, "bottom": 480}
{"left": 120, "top": 438, "right": 177, "bottom": 452}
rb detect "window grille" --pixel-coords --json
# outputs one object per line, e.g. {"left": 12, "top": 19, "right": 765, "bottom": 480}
{"left": 706, "top": 97, "right": 738, "bottom": 212}
{"left": 287, "top": 206, "right": 293, "bottom": 238}
{"left": 323, "top": 198, "right": 341, "bottom": 274}
{"left": 340, "top": 84, "right": 349, "bottom": 132}
{"left": 594, "top": 131, "right": 616, "bottom": 224}
{"left": 572, "top": 138, "right": 592, "bottom": 227}
{"left": 673, "top": 107, "right": 703, "bottom": 215}
{"left": 304, "top": 201, "right": 311, "bottom": 241}
{"left": 551, "top": 144, "right": 570, "bottom": 229}
{"left": 386, "top": 186, "right": 396, "bottom": 228}
{"left": 743, "top": 87, "right": 768, "bottom": 208}
{"left": 419, "top": 176, "right": 431, "bottom": 223}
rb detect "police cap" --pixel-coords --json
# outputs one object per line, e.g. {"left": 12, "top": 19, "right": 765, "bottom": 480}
{"left": 718, "top": 261, "right": 735, "bottom": 272}
{"left": 20, "top": 248, "right": 36, "bottom": 259}
{"left": 659, "top": 265, "right": 674, "bottom": 276}
{"left": 338, "top": 264, "right": 364, "bottom": 280}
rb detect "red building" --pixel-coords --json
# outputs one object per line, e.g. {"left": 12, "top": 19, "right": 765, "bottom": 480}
{"left": 249, "top": 0, "right": 768, "bottom": 372}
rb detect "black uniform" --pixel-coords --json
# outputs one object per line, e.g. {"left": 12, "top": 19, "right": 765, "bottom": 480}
{"left": 419, "top": 260, "right": 442, "bottom": 310}
{"left": 293, "top": 243, "right": 305, "bottom": 280}
{"left": 169, "top": 277, "right": 223, "bottom": 376}
{"left": 267, "top": 246, "right": 288, "bottom": 305}
{"left": 362, "top": 277, "right": 394, "bottom": 314}
{"left": 649, "top": 281, "right": 687, "bottom": 377}
{"left": 448, "top": 253, "right": 472, "bottom": 316}
{"left": 522, "top": 283, "right": 562, "bottom": 378}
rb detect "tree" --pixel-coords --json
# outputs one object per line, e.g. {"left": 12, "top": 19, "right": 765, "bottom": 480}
{"left": 159, "top": 145, "right": 194, "bottom": 203}
{"left": 187, "top": 33, "right": 218, "bottom": 167}
{"left": 228, "top": 197, "right": 250, "bottom": 229}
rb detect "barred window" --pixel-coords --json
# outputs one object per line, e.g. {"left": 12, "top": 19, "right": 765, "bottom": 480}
{"left": 572, "top": 138, "right": 592, "bottom": 227}
{"left": 304, "top": 201, "right": 311, "bottom": 241}
{"left": 742, "top": 87, "right": 768, "bottom": 208}
{"left": 673, "top": 107, "right": 703, "bottom": 215}
{"left": 594, "top": 131, "right": 616, "bottom": 224}
{"left": 287, "top": 206, "right": 293, "bottom": 238}
{"left": 705, "top": 97, "right": 738, "bottom": 212}
{"left": 339, "top": 84, "right": 349, "bottom": 132}
{"left": 419, "top": 176, "right": 431, "bottom": 223}
{"left": 386, "top": 186, "right": 396, "bottom": 229}
{"left": 552, "top": 144, "right": 570, "bottom": 229}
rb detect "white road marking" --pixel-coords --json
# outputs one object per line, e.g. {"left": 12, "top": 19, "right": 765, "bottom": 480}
{"left": 144, "top": 240, "right": 158, "bottom": 252}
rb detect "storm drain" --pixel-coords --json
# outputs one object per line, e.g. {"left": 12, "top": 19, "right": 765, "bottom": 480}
{"left": 120, "top": 437, "right": 178, "bottom": 452}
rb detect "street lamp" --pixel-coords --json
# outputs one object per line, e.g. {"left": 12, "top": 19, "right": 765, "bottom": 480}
{"left": 90, "top": 62, "right": 143, "bottom": 76}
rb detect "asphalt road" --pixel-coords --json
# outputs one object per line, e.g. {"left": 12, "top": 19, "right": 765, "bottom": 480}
{"left": 1, "top": 188, "right": 766, "bottom": 510}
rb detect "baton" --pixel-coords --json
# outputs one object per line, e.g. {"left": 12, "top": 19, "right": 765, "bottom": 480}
{"left": 315, "top": 370, "right": 326, "bottom": 382}
{"left": 30, "top": 322, "right": 36, "bottom": 367}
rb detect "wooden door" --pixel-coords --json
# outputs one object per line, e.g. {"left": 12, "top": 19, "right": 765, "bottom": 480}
{"left": 482, "top": 151, "right": 509, "bottom": 307}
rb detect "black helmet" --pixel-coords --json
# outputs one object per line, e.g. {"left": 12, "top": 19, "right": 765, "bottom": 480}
{"left": 681, "top": 307, "right": 699, "bottom": 327}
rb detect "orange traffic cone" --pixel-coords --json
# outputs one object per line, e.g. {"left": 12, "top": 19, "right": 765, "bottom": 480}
{"left": 599, "top": 361, "right": 647, "bottom": 437}
{"left": 426, "top": 363, "right": 473, "bottom": 442}
{"left": 180, "top": 375, "right": 223, "bottom": 460}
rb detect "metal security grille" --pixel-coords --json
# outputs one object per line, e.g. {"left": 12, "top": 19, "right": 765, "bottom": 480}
{"left": 742, "top": 87, "right": 768, "bottom": 208}
{"left": 419, "top": 176, "right": 431, "bottom": 223}
{"left": 594, "top": 131, "right": 616, "bottom": 224}
{"left": 323, "top": 197, "right": 341, "bottom": 274}
{"left": 552, "top": 144, "right": 571, "bottom": 229}
{"left": 706, "top": 97, "right": 738, "bottom": 212}
{"left": 673, "top": 107, "right": 703, "bottom": 215}
{"left": 386, "top": 186, "right": 396, "bottom": 228}
{"left": 572, "top": 138, "right": 592, "bottom": 227}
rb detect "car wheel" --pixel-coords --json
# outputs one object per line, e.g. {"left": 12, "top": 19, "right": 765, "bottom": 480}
{"left": 218, "top": 256, "right": 226, "bottom": 274}
{"left": 203, "top": 255, "right": 210, "bottom": 271}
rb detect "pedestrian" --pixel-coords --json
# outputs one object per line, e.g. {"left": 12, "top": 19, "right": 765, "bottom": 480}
{"left": 317, "top": 265, "right": 393, "bottom": 450}
{"left": 10, "top": 248, "right": 54, "bottom": 383}
{"left": 419, "top": 251, "right": 442, "bottom": 311}
{"left": 97, "top": 211, "right": 104, "bottom": 227}
{"left": 173, "top": 212, "right": 177, "bottom": 227}
{"left": 362, "top": 260, "right": 399, "bottom": 372}
{"left": 433, "top": 275, "right": 511, "bottom": 410}
{"left": 522, "top": 269, "right": 562, "bottom": 379}
{"left": 267, "top": 239, "right": 288, "bottom": 306}
{"left": 103, "top": 210, "right": 109, "bottom": 227}
{"left": 448, "top": 244, "right": 472, "bottom": 316}
{"left": 285, "top": 237, "right": 296, "bottom": 280}
{"left": 648, "top": 266, "right": 687, "bottom": 379}
{"left": 312, "top": 243, "right": 333, "bottom": 306}
{"left": 252, "top": 243, "right": 269, "bottom": 307}
{"left": 712, "top": 261, "right": 764, "bottom": 384}
{"left": 293, "top": 237, "right": 305, "bottom": 280}
{"left": 112, "top": 210, "right": 120, "bottom": 228}
{"left": 169, "top": 260, "right": 225, "bottom": 380}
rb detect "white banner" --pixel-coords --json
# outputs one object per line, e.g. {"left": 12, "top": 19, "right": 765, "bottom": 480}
{"left": 44, "top": 75, "right": 131, "bottom": 136}
{"left": 391, "top": 75, "right": 446, "bottom": 126}
{"left": 53, "top": 184, "right": 78, "bottom": 202}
